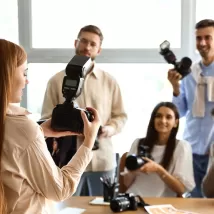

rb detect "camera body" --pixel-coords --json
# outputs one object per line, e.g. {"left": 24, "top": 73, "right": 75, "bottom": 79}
{"left": 51, "top": 102, "right": 93, "bottom": 133}
{"left": 51, "top": 55, "right": 94, "bottom": 134}
{"left": 110, "top": 193, "right": 138, "bottom": 212}
{"left": 159, "top": 40, "right": 192, "bottom": 78}
{"left": 125, "top": 145, "right": 153, "bottom": 171}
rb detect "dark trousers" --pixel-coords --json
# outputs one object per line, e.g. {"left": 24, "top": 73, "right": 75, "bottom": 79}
{"left": 46, "top": 136, "right": 77, "bottom": 168}
{"left": 191, "top": 154, "right": 209, "bottom": 198}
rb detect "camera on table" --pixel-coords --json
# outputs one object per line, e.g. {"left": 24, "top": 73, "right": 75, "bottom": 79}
{"left": 159, "top": 40, "right": 192, "bottom": 79}
{"left": 51, "top": 55, "right": 94, "bottom": 134}
{"left": 110, "top": 193, "right": 149, "bottom": 213}
{"left": 125, "top": 145, "right": 153, "bottom": 171}
{"left": 110, "top": 193, "right": 138, "bottom": 212}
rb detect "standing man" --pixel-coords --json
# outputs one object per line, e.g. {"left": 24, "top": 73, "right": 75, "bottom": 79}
{"left": 41, "top": 25, "right": 127, "bottom": 196}
{"left": 168, "top": 19, "right": 214, "bottom": 197}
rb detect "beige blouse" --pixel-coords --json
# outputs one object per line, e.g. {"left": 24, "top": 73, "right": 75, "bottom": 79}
{"left": 2, "top": 104, "right": 93, "bottom": 214}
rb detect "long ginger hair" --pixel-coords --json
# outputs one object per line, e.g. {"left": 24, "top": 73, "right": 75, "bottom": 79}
{"left": 0, "top": 39, "right": 27, "bottom": 214}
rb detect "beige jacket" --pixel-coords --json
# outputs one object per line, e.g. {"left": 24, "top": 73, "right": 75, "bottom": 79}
{"left": 41, "top": 64, "right": 127, "bottom": 171}
{"left": 2, "top": 104, "right": 93, "bottom": 214}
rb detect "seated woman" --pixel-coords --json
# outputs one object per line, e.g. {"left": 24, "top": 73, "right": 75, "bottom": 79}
{"left": 0, "top": 39, "right": 101, "bottom": 214}
{"left": 123, "top": 102, "right": 195, "bottom": 197}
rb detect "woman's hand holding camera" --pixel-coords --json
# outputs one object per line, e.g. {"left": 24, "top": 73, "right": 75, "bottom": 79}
{"left": 40, "top": 119, "right": 80, "bottom": 138}
{"left": 40, "top": 107, "right": 101, "bottom": 150}
{"left": 81, "top": 107, "right": 101, "bottom": 150}
{"left": 140, "top": 157, "right": 163, "bottom": 174}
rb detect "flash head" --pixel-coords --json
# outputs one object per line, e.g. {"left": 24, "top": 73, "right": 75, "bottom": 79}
{"left": 65, "top": 55, "right": 93, "bottom": 78}
{"left": 159, "top": 40, "right": 192, "bottom": 78}
{"left": 160, "top": 40, "right": 170, "bottom": 52}
{"left": 51, "top": 55, "right": 95, "bottom": 133}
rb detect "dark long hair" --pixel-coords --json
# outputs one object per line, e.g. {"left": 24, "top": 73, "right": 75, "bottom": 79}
{"left": 0, "top": 39, "right": 27, "bottom": 214}
{"left": 138, "top": 102, "right": 179, "bottom": 170}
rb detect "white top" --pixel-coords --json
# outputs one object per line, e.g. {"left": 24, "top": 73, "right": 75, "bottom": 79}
{"left": 126, "top": 138, "right": 195, "bottom": 197}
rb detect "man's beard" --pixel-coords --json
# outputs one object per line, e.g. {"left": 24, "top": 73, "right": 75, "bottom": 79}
{"left": 199, "top": 50, "right": 214, "bottom": 61}
{"left": 198, "top": 46, "right": 211, "bottom": 58}
{"left": 75, "top": 49, "right": 95, "bottom": 61}
{"left": 199, "top": 51, "right": 208, "bottom": 58}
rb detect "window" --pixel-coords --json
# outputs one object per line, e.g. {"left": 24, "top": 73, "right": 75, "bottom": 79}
{"left": 194, "top": 0, "right": 214, "bottom": 58}
{"left": 196, "top": 0, "right": 214, "bottom": 22}
{"left": 31, "top": 0, "right": 181, "bottom": 49}
{"left": 27, "top": 63, "right": 65, "bottom": 120}
{"left": 18, "top": 0, "right": 191, "bottom": 154}
{"left": 19, "top": 0, "right": 192, "bottom": 63}
{"left": 27, "top": 63, "right": 185, "bottom": 154}
{"left": 0, "top": 0, "right": 19, "bottom": 44}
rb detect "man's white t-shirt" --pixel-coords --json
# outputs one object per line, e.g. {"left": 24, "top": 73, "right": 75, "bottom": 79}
{"left": 126, "top": 139, "right": 195, "bottom": 197}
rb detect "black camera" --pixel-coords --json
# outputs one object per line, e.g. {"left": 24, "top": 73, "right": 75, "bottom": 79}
{"left": 125, "top": 145, "right": 153, "bottom": 171}
{"left": 159, "top": 40, "right": 192, "bottom": 78}
{"left": 51, "top": 55, "right": 94, "bottom": 134}
{"left": 110, "top": 193, "right": 138, "bottom": 212}
{"left": 110, "top": 193, "right": 149, "bottom": 213}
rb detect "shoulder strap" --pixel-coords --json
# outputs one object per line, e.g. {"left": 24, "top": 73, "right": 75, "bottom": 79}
{"left": 136, "top": 195, "right": 150, "bottom": 207}
{"left": 137, "top": 138, "right": 145, "bottom": 155}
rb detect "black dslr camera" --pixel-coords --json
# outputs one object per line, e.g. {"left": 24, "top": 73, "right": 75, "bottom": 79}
{"left": 110, "top": 193, "right": 138, "bottom": 212}
{"left": 51, "top": 55, "right": 94, "bottom": 134}
{"left": 159, "top": 40, "right": 192, "bottom": 78}
{"left": 110, "top": 193, "right": 149, "bottom": 213}
{"left": 125, "top": 145, "right": 153, "bottom": 171}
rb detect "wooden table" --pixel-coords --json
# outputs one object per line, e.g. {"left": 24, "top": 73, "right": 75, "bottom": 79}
{"left": 57, "top": 196, "right": 214, "bottom": 214}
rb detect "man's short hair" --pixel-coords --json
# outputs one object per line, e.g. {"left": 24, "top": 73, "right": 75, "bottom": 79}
{"left": 195, "top": 19, "right": 214, "bottom": 29}
{"left": 77, "top": 25, "right": 104, "bottom": 43}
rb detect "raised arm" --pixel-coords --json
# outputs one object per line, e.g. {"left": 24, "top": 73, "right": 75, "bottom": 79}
{"left": 168, "top": 69, "right": 188, "bottom": 117}
{"left": 20, "top": 107, "right": 100, "bottom": 201}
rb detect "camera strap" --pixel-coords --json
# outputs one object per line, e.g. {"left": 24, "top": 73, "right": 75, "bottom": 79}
{"left": 135, "top": 195, "right": 150, "bottom": 207}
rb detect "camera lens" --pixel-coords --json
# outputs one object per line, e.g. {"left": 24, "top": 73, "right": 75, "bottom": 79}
{"left": 125, "top": 155, "right": 146, "bottom": 171}
{"left": 110, "top": 197, "right": 130, "bottom": 212}
{"left": 177, "top": 57, "right": 192, "bottom": 78}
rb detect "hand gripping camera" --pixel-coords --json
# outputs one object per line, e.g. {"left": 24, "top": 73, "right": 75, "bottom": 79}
{"left": 125, "top": 145, "right": 153, "bottom": 171}
{"left": 110, "top": 193, "right": 149, "bottom": 212}
{"left": 51, "top": 55, "right": 94, "bottom": 134}
{"left": 159, "top": 40, "right": 192, "bottom": 79}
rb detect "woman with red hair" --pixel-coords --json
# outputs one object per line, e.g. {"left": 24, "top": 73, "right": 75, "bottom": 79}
{"left": 0, "top": 39, "right": 101, "bottom": 214}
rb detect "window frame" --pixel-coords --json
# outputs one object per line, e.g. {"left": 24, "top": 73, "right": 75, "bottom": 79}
{"left": 18, "top": 0, "right": 197, "bottom": 64}
{"left": 18, "top": 0, "right": 198, "bottom": 108}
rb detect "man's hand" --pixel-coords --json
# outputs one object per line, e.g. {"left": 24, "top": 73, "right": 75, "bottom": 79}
{"left": 98, "top": 125, "right": 115, "bottom": 138}
{"left": 167, "top": 69, "right": 182, "bottom": 96}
